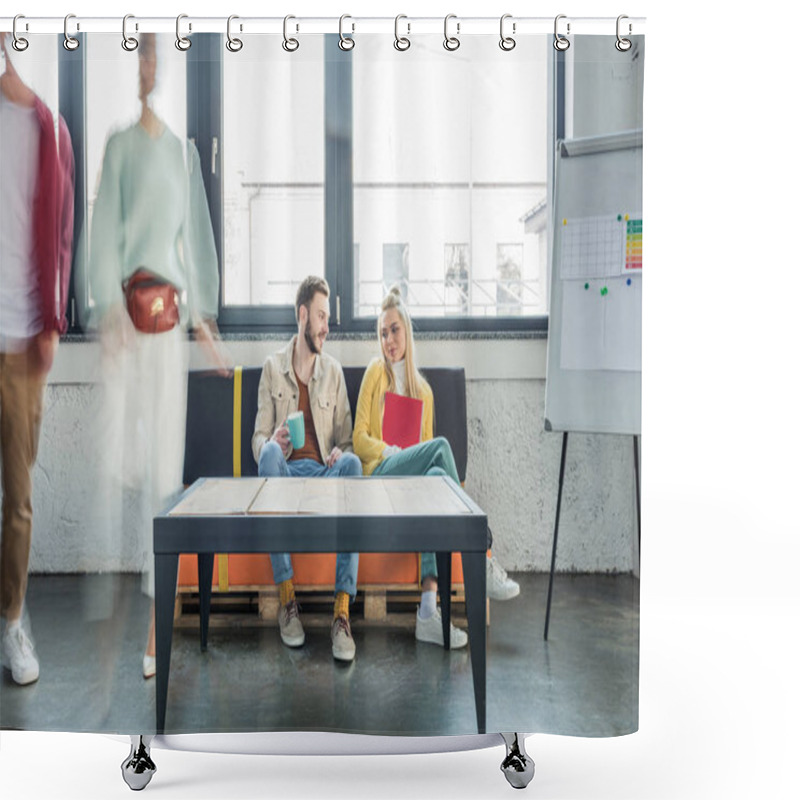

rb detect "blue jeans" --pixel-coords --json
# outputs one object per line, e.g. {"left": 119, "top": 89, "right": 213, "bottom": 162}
{"left": 257, "top": 441, "right": 361, "bottom": 596}
{"left": 372, "top": 437, "right": 460, "bottom": 582}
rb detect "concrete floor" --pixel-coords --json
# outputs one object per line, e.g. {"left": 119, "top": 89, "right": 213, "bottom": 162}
{"left": 0, "top": 573, "right": 638, "bottom": 737}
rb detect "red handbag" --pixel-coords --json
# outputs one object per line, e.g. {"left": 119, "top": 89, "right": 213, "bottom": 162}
{"left": 123, "top": 269, "right": 180, "bottom": 334}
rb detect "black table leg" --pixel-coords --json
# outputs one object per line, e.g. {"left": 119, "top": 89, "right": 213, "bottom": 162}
{"left": 155, "top": 551, "right": 179, "bottom": 735}
{"left": 436, "top": 551, "right": 452, "bottom": 650}
{"left": 198, "top": 553, "right": 215, "bottom": 651}
{"left": 462, "top": 550, "right": 486, "bottom": 734}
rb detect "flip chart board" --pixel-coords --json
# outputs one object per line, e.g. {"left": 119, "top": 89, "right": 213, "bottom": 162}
{"left": 544, "top": 130, "right": 642, "bottom": 435}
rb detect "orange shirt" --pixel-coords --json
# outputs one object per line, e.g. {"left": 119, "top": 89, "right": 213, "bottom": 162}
{"left": 289, "top": 371, "right": 323, "bottom": 463}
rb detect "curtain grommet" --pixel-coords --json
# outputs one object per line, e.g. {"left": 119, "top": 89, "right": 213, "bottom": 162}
{"left": 282, "top": 15, "right": 299, "bottom": 52}
{"left": 12, "top": 14, "right": 29, "bottom": 52}
{"left": 499, "top": 14, "right": 516, "bottom": 51}
{"left": 63, "top": 14, "right": 80, "bottom": 51}
{"left": 553, "top": 14, "right": 570, "bottom": 51}
{"left": 226, "top": 15, "right": 243, "bottom": 52}
{"left": 121, "top": 14, "right": 138, "bottom": 52}
{"left": 176, "top": 14, "right": 192, "bottom": 51}
{"left": 338, "top": 14, "right": 355, "bottom": 51}
{"left": 394, "top": 14, "right": 411, "bottom": 51}
{"left": 443, "top": 14, "right": 460, "bottom": 51}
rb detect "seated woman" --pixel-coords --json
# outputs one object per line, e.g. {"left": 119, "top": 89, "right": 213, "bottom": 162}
{"left": 354, "top": 287, "right": 520, "bottom": 649}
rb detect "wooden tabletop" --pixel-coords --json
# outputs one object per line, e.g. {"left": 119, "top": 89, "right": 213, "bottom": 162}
{"left": 168, "top": 476, "right": 475, "bottom": 518}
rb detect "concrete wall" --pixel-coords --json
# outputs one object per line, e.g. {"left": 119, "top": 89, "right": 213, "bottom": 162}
{"left": 18, "top": 336, "right": 638, "bottom": 577}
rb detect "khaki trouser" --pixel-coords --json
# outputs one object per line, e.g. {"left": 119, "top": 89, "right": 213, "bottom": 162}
{"left": 0, "top": 347, "right": 46, "bottom": 621}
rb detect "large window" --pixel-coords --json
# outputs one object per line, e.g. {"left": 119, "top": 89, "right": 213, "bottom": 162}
{"left": 65, "top": 33, "right": 554, "bottom": 333}
{"left": 222, "top": 36, "right": 325, "bottom": 309}
{"left": 351, "top": 35, "right": 548, "bottom": 322}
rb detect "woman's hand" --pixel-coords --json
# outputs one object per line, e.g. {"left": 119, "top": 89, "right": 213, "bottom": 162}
{"left": 194, "top": 319, "right": 233, "bottom": 377}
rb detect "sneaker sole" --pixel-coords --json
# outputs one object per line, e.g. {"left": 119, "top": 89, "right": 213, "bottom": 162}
{"left": 3, "top": 663, "right": 39, "bottom": 685}
{"left": 332, "top": 646, "right": 355, "bottom": 662}
{"left": 488, "top": 584, "right": 521, "bottom": 601}
{"left": 415, "top": 630, "right": 469, "bottom": 649}
{"left": 280, "top": 633, "right": 305, "bottom": 648}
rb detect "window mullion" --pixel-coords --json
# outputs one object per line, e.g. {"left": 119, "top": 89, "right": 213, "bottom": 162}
{"left": 187, "top": 34, "right": 223, "bottom": 324}
{"left": 324, "top": 35, "right": 353, "bottom": 330}
{"left": 59, "top": 34, "right": 85, "bottom": 332}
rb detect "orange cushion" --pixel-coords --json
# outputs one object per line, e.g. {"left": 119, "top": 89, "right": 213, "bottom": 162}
{"left": 177, "top": 552, "right": 466, "bottom": 588}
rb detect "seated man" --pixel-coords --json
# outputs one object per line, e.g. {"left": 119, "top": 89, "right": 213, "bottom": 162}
{"left": 252, "top": 276, "right": 361, "bottom": 662}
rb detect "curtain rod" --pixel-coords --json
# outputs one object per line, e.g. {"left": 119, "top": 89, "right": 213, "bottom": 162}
{"left": 1, "top": 16, "right": 646, "bottom": 37}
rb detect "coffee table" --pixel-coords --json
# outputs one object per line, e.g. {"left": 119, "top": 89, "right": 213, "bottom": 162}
{"left": 154, "top": 475, "right": 489, "bottom": 734}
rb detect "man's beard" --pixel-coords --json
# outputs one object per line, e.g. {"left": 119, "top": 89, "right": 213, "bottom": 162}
{"left": 304, "top": 323, "right": 320, "bottom": 355}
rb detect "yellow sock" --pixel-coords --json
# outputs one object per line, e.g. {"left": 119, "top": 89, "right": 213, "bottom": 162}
{"left": 279, "top": 580, "right": 295, "bottom": 607}
{"left": 334, "top": 591, "right": 350, "bottom": 620}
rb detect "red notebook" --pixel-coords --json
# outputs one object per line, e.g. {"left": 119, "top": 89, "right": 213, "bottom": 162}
{"left": 382, "top": 392, "right": 423, "bottom": 449}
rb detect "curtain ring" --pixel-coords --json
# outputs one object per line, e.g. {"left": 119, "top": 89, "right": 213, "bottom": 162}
{"left": 338, "top": 14, "right": 355, "bottom": 51}
{"left": 282, "top": 15, "right": 299, "bottom": 52}
{"left": 499, "top": 13, "right": 516, "bottom": 51}
{"left": 121, "top": 14, "right": 138, "bottom": 51}
{"left": 226, "top": 15, "right": 243, "bottom": 52}
{"left": 394, "top": 14, "right": 411, "bottom": 51}
{"left": 12, "top": 15, "right": 29, "bottom": 52}
{"left": 176, "top": 14, "right": 192, "bottom": 51}
{"left": 615, "top": 15, "right": 632, "bottom": 52}
{"left": 63, "top": 14, "right": 79, "bottom": 51}
{"left": 553, "top": 14, "right": 570, "bottom": 51}
{"left": 443, "top": 14, "right": 460, "bottom": 51}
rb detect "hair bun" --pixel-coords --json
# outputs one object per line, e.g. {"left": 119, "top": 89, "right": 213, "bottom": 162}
{"left": 389, "top": 284, "right": 402, "bottom": 299}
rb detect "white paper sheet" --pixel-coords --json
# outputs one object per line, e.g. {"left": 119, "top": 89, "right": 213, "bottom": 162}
{"left": 560, "top": 275, "right": 642, "bottom": 372}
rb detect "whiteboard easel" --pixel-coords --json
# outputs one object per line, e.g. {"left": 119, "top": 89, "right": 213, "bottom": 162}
{"left": 543, "top": 131, "right": 643, "bottom": 639}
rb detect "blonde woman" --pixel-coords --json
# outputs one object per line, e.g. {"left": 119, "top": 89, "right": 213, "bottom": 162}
{"left": 354, "top": 287, "right": 520, "bottom": 649}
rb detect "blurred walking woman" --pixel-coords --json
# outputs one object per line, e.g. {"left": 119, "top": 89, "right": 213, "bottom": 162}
{"left": 76, "top": 33, "right": 227, "bottom": 678}
{"left": 353, "top": 287, "right": 519, "bottom": 650}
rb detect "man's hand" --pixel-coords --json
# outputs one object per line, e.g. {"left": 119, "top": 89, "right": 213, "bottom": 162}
{"left": 271, "top": 422, "right": 291, "bottom": 456}
{"left": 32, "top": 329, "right": 59, "bottom": 375}
{"left": 326, "top": 446, "right": 343, "bottom": 467}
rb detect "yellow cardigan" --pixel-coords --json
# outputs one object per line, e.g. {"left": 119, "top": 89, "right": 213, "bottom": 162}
{"left": 353, "top": 357, "right": 434, "bottom": 475}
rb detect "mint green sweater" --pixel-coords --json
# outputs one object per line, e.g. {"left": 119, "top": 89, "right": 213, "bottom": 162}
{"left": 76, "top": 122, "right": 219, "bottom": 329}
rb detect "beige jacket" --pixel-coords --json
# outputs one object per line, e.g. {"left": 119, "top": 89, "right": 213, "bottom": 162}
{"left": 251, "top": 335, "right": 354, "bottom": 465}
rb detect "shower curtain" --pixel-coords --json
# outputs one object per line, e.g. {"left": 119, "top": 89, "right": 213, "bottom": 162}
{"left": 0, "top": 16, "right": 643, "bottom": 745}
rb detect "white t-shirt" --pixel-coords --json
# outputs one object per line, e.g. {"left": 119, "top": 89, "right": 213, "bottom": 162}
{"left": 391, "top": 359, "right": 406, "bottom": 396}
{"left": 0, "top": 91, "right": 41, "bottom": 349}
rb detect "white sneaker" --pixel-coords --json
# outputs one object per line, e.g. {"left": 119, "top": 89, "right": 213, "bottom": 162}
{"left": 331, "top": 615, "right": 356, "bottom": 662}
{"left": 486, "top": 556, "right": 520, "bottom": 601}
{"left": 415, "top": 607, "right": 468, "bottom": 649}
{"left": 1, "top": 624, "right": 40, "bottom": 686}
{"left": 278, "top": 599, "right": 305, "bottom": 648}
{"left": 142, "top": 654, "right": 156, "bottom": 679}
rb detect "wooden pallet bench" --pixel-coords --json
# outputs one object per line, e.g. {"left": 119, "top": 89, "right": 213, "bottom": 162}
{"left": 173, "top": 583, "right": 485, "bottom": 630}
